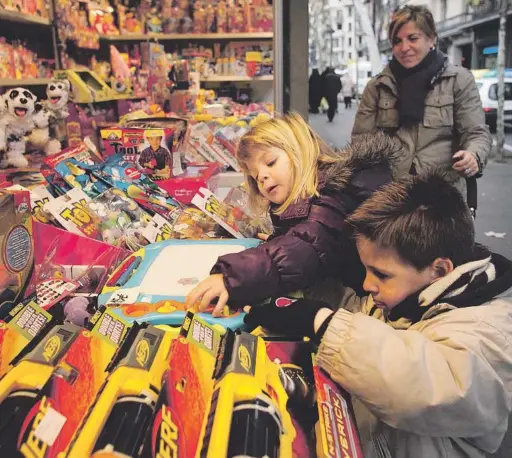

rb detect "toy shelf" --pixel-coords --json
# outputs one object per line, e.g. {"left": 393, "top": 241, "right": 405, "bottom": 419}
{"left": 100, "top": 32, "right": 273, "bottom": 41}
{"left": 0, "top": 9, "right": 52, "bottom": 26}
{"left": 0, "top": 77, "right": 53, "bottom": 87}
{"left": 201, "top": 75, "right": 273, "bottom": 82}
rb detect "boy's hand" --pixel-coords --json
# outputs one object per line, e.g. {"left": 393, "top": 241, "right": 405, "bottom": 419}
{"left": 243, "top": 297, "right": 335, "bottom": 340}
{"left": 185, "top": 274, "right": 229, "bottom": 317}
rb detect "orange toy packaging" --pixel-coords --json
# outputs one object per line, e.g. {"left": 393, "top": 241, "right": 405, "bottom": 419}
{"left": 140, "top": 312, "right": 296, "bottom": 458}
{"left": 100, "top": 118, "right": 188, "bottom": 181}
{"left": 0, "top": 313, "right": 128, "bottom": 457}
{"left": 0, "top": 189, "right": 34, "bottom": 315}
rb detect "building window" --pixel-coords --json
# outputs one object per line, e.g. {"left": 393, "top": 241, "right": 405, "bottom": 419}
{"left": 359, "top": 35, "right": 362, "bottom": 45}
{"left": 348, "top": 23, "right": 352, "bottom": 32}
{"left": 348, "top": 6, "right": 352, "bottom": 17}
{"left": 349, "top": 37, "right": 352, "bottom": 46}
{"left": 337, "top": 23, "right": 342, "bottom": 30}
{"left": 333, "top": 38, "right": 339, "bottom": 48}
{"left": 348, "top": 52, "right": 352, "bottom": 60}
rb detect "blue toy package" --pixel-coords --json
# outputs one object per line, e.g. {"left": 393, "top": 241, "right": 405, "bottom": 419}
{"left": 44, "top": 142, "right": 109, "bottom": 198}
{"left": 99, "top": 238, "right": 261, "bottom": 330}
{"left": 94, "top": 153, "right": 182, "bottom": 221}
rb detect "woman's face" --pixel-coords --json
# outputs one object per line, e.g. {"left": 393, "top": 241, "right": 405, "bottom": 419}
{"left": 392, "top": 21, "right": 434, "bottom": 69}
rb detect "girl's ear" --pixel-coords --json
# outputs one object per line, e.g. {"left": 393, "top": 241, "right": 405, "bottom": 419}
{"left": 430, "top": 257, "right": 454, "bottom": 282}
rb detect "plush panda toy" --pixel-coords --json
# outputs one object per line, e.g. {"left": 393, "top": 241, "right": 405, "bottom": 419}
{"left": 29, "top": 78, "right": 71, "bottom": 156}
{"left": 0, "top": 87, "right": 39, "bottom": 168}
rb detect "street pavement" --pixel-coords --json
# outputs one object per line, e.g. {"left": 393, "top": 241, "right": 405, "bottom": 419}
{"left": 309, "top": 108, "right": 512, "bottom": 259}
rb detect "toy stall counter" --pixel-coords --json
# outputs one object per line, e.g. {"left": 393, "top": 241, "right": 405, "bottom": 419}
{"left": 98, "top": 238, "right": 260, "bottom": 329}
{"left": 0, "top": 189, "right": 34, "bottom": 317}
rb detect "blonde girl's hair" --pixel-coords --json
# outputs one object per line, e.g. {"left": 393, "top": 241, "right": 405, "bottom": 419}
{"left": 236, "top": 111, "right": 338, "bottom": 216}
{"left": 388, "top": 5, "right": 437, "bottom": 44}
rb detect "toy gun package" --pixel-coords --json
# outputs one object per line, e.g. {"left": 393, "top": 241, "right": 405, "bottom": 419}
{"left": 141, "top": 313, "right": 296, "bottom": 458}
{"left": 66, "top": 322, "right": 176, "bottom": 457}
{"left": 0, "top": 299, "right": 53, "bottom": 379}
{"left": 0, "top": 312, "right": 126, "bottom": 457}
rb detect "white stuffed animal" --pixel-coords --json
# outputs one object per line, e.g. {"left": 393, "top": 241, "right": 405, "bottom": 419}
{"left": 29, "top": 78, "right": 71, "bottom": 156}
{"left": 0, "top": 87, "right": 38, "bottom": 168}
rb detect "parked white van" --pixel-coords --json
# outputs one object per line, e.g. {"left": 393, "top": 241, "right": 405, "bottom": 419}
{"left": 473, "top": 69, "right": 512, "bottom": 132}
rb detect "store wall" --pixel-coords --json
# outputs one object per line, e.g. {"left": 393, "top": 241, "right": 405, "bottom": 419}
{"left": 282, "top": 0, "right": 309, "bottom": 117}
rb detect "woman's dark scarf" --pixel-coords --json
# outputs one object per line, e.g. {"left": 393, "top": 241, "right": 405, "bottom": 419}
{"left": 389, "top": 48, "right": 447, "bottom": 127}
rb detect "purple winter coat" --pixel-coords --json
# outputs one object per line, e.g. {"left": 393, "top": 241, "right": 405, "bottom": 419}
{"left": 211, "top": 132, "right": 398, "bottom": 306}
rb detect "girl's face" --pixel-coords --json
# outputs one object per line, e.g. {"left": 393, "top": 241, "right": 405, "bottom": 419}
{"left": 246, "top": 147, "right": 292, "bottom": 205}
{"left": 392, "top": 21, "right": 434, "bottom": 69}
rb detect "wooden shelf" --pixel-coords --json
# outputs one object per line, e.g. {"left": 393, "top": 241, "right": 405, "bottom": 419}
{"left": 0, "top": 9, "right": 52, "bottom": 26}
{"left": 100, "top": 32, "right": 273, "bottom": 41}
{"left": 201, "top": 75, "right": 273, "bottom": 82}
{"left": 0, "top": 77, "right": 52, "bottom": 87}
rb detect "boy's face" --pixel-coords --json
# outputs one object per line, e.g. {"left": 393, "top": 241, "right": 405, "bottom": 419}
{"left": 246, "top": 146, "right": 292, "bottom": 205}
{"left": 147, "top": 136, "right": 162, "bottom": 151}
{"left": 356, "top": 236, "right": 438, "bottom": 311}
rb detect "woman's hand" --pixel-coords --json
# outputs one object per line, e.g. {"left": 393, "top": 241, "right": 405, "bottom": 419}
{"left": 452, "top": 150, "right": 479, "bottom": 177}
{"left": 185, "top": 274, "right": 229, "bottom": 317}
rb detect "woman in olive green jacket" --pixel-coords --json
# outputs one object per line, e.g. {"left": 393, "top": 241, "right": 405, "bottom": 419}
{"left": 352, "top": 5, "right": 491, "bottom": 199}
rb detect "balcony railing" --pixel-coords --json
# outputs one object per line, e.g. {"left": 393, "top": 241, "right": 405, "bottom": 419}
{"left": 378, "top": 0, "right": 512, "bottom": 52}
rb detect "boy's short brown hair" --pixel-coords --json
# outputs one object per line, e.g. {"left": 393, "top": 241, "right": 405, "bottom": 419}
{"left": 389, "top": 4, "right": 437, "bottom": 44}
{"left": 347, "top": 173, "right": 475, "bottom": 270}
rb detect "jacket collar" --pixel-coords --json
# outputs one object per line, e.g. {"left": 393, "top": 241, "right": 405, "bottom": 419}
{"left": 383, "top": 246, "right": 512, "bottom": 326}
{"left": 377, "top": 60, "right": 458, "bottom": 96}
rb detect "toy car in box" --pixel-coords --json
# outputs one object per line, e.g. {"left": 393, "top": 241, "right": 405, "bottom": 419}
{"left": 100, "top": 118, "right": 188, "bottom": 181}
{"left": 98, "top": 238, "right": 260, "bottom": 329}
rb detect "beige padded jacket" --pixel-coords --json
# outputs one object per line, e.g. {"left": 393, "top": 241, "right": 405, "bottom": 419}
{"left": 316, "top": 257, "right": 512, "bottom": 458}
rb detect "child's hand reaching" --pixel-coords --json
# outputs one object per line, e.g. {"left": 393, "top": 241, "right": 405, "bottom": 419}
{"left": 185, "top": 274, "right": 229, "bottom": 317}
{"left": 243, "top": 297, "right": 335, "bottom": 343}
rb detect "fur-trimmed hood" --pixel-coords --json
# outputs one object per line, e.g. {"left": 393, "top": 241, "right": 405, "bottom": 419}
{"left": 320, "top": 130, "right": 401, "bottom": 192}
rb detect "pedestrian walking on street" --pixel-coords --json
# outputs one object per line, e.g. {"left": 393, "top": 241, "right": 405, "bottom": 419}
{"left": 324, "top": 67, "right": 342, "bottom": 122}
{"left": 352, "top": 4, "right": 491, "bottom": 210}
{"left": 341, "top": 72, "right": 354, "bottom": 109}
{"left": 309, "top": 69, "right": 323, "bottom": 114}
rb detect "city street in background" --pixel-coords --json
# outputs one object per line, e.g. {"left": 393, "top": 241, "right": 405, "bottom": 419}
{"left": 310, "top": 108, "right": 512, "bottom": 259}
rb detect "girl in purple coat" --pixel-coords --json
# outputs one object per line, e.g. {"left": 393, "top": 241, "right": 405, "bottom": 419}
{"left": 186, "top": 112, "right": 398, "bottom": 316}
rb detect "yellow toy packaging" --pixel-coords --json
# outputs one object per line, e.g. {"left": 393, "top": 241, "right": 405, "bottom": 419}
{"left": 0, "top": 299, "right": 53, "bottom": 379}
{"left": 0, "top": 322, "right": 81, "bottom": 456}
{"left": 140, "top": 312, "right": 295, "bottom": 458}
{"left": 0, "top": 189, "right": 34, "bottom": 315}
{"left": 67, "top": 323, "right": 176, "bottom": 458}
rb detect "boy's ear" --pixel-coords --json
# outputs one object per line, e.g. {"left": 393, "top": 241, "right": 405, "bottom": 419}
{"left": 430, "top": 257, "right": 454, "bottom": 282}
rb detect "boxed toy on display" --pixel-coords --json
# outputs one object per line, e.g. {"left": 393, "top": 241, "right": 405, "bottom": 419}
{"left": 0, "top": 1, "right": 364, "bottom": 455}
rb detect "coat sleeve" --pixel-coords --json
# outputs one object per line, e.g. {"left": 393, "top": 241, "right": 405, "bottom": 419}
{"left": 211, "top": 207, "right": 351, "bottom": 306}
{"left": 316, "top": 307, "right": 512, "bottom": 438}
{"left": 454, "top": 69, "right": 492, "bottom": 169}
{"left": 352, "top": 78, "right": 379, "bottom": 135}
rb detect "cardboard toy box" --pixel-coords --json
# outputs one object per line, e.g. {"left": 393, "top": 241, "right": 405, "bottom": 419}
{"left": 100, "top": 118, "right": 188, "bottom": 181}
{"left": 0, "top": 189, "right": 34, "bottom": 315}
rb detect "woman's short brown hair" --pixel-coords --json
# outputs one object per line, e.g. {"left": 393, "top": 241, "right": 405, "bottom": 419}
{"left": 388, "top": 5, "right": 437, "bottom": 43}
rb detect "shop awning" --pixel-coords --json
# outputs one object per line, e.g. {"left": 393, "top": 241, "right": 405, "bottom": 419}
{"left": 483, "top": 46, "right": 499, "bottom": 55}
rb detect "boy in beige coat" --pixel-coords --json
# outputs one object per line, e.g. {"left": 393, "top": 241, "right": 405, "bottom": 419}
{"left": 244, "top": 173, "right": 512, "bottom": 458}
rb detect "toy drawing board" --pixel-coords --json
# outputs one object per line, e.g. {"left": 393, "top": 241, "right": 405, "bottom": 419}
{"left": 99, "top": 239, "right": 260, "bottom": 329}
